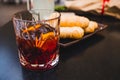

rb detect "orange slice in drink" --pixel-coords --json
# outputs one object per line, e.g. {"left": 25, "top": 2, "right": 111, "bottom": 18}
{"left": 36, "top": 32, "right": 55, "bottom": 48}
{"left": 23, "top": 24, "right": 41, "bottom": 33}
{"left": 41, "top": 32, "right": 58, "bottom": 53}
{"left": 41, "top": 32, "right": 55, "bottom": 40}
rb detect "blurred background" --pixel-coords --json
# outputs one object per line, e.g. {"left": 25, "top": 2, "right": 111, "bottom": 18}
{"left": 0, "top": 0, "right": 120, "bottom": 27}
{"left": 0, "top": 0, "right": 64, "bottom": 27}
{"left": 0, "top": 0, "right": 26, "bottom": 27}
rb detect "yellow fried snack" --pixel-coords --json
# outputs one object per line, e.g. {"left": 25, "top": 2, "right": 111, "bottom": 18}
{"left": 60, "top": 27, "right": 84, "bottom": 39}
{"left": 60, "top": 14, "right": 89, "bottom": 29}
{"left": 84, "top": 21, "right": 98, "bottom": 33}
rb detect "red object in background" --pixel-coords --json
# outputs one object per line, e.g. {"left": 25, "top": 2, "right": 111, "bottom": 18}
{"left": 101, "top": 0, "right": 110, "bottom": 15}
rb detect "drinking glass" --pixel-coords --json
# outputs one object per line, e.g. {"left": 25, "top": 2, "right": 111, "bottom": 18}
{"left": 12, "top": 10, "right": 60, "bottom": 70}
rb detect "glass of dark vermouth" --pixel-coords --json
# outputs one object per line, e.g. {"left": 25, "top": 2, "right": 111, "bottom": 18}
{"left": 13, "top": 10, "right": 60, "bottom": 70}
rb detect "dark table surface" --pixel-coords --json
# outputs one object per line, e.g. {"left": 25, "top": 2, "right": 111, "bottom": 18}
{"left": 0, "top": 11, "right": 120, "bottom": 80}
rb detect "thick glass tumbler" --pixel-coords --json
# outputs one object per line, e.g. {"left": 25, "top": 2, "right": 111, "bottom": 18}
{"left": 13, "top": 10, "right": 60, "bottom": 70}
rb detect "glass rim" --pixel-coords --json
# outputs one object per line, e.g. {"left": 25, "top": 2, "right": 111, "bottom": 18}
{"left": 12, "top": 10, "right": 61, "bottom": 22}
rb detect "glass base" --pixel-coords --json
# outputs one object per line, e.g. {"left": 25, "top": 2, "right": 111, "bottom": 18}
{"left": 19, "top": 52, "right": 59, "bottom": 71}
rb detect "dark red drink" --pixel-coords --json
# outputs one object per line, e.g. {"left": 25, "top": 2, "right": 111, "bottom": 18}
{"left": 16, "top": 24, "right": 59, "bottom": 70}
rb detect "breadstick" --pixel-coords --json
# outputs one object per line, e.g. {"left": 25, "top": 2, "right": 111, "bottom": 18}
{"left": 60, "top": 27, "right": 84, "bottom": 39}
{"left": 60, "top": 14, "right": 89, "bottom": 28}
{"left": 85, "top": 21, "right": 98, "bottom": 33}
